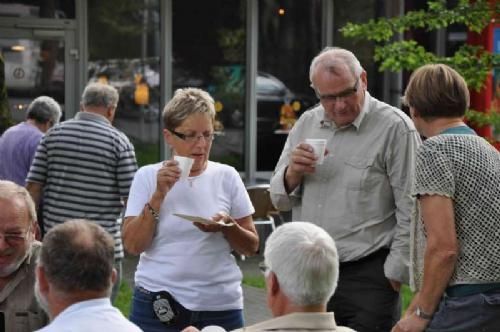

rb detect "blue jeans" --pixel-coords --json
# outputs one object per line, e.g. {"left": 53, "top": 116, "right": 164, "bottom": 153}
{"left": 427, "top": 289, "right": 500, "bottom": 332}
{"left": 129, "top": 286, "right": 244, "bottom": 332}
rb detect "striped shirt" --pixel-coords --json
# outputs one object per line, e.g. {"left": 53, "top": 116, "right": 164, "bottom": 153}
{"left": 26, "top": 111, "right": 137, "bottom": 259}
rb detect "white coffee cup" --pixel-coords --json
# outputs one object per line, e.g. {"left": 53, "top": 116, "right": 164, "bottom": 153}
{"left": 174, "top": 155, "right": 194, "bottom": 179}
{"left": 305, "top": 138, "right": 327, "bottom": 165}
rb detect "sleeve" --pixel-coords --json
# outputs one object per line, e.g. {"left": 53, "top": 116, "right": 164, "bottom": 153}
{"left": 228, "top": 167, "right": 255, "bottom": 220}
{"left": 124, "top": 166, "right": 155, "bottom": 217}
{"left": 117, "top": 140, "right": 138, "bottom": 198}
{"left": 26, "top": 135, "right": 49, "bottom": 184}
{"left": 384, "top": 126, "right": 421, "bottom": 284}
{"left": 413, "top": 142, "right": 455, "bottom": 198}
{"left": 269, "top": 116, "right": 305, "bottom": 211}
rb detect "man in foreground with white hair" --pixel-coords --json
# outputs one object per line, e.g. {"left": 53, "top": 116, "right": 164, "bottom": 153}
{"left": 183, "top": 221, "right": 355, "bottom": 332}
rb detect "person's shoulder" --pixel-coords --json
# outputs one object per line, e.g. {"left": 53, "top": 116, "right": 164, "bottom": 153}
{"left": 137, "top": 162, "right": 163, "bottom": 175}
{"left": 367, "top": 95, "right": 415, "bottom": 130}
{"left": 298, "top": 104, "right": 323, "bottom": 123}
{"left": 208, "top": 160, "right": 238, "bottom": 174}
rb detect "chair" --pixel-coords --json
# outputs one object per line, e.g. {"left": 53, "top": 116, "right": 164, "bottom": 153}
{"left": 246, "top": 183, "right": 279, "bottom": 232}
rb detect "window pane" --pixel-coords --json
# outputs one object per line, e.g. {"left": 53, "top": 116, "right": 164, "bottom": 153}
{"left": 0, "top": 38, "right": 65, "bottom": 123}
{"left": 258, "top": 0, "right": 321, "bottom": 172}
{"left": 0, "top": 0, "right": 75, "bottom": 19}
{"left": 172, "top": 0, "right": 246, "bottom": 171}
{"left": 88, "top": 0, "right": 160, "bottom": 167}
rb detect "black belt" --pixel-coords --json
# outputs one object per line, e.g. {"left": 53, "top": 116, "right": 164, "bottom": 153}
{"left": 339, "top": 248, "right": 389, "bottom": 268}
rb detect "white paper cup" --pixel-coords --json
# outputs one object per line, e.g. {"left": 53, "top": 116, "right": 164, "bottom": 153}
{"left": 174, "top": 155, "right": 194, "bottom": 179}
{"left": 305, "top": 138, "right": 327, "bottom": 165}
{"left": 201, "top": 326, "right": 226, "bottom": 332}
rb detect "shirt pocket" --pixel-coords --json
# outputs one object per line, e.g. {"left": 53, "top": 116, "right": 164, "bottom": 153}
{"left": 343, "top": 156, "right": 376, "bottom": 191}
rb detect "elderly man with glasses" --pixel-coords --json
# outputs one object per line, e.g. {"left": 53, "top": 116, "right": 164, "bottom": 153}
{"left": 0, "top": 180, "right": 47, "bottom": 331}
{"left": 269, "top": 47, "right": 421, "bottom": 332}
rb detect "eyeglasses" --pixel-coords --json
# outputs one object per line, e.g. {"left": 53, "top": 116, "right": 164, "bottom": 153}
{"left": 315, "top": 77, "right": 360, "bottom": 103}
{"left": 171, "top": 130, "right": 215, "bottom": 143}
{"left": 0, "top": 226, "right": 31, "bottom": 245}
{"left": 258, "top": 261, "right": 270, "bottom": 275}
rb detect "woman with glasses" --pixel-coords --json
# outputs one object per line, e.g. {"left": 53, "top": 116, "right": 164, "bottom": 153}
{"left": 122, "top": 88, "right": 259, "bottom": 332}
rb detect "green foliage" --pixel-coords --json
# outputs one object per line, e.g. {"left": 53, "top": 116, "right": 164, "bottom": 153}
{"left": 342, "top": 0, "right": 496, "bottom": 42}
{"left": 341, "top": 0, "right": 499, "bottom": 92}
{"left": 132, "top": 140, "right": 160, "bottom": 167}
{"left": 401, "top": 285, "right": 414, "bottom": 315}
{"left": 242, "top": 275, "right": 266, "bottom": 289}
{"left": 113, "top": 282, "right": 133, "bottom": 316}
{"left": 465, "top": 109, "right": 500, "bottom": 129}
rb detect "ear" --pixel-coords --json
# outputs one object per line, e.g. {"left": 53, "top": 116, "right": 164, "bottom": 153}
{"left": 269, "top": 271, "right": 280, "bottom": 296}
{"left": 111, "top": 267, "right": 118, "bottom": 285}
{"left": 36, "top": 265, "right": 50, "bottom": 294}
{"left": 163, "top": 128, "right": 175, "bottom": 147}
{"left": 360, "top": 70, "right": 368, "bottom": 90}
{"left": 31, "top": 220, "right": 41, "bottom": 241}
{"left": 409, "top": 107, "right": 420, "bottom": 119}
{"left": 107, "top": 106, "right": 116, "bottom": 122}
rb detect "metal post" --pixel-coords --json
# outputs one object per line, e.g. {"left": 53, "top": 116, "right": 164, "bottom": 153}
{"left": 244, "top": 0, "right": 258, "bottom": 184}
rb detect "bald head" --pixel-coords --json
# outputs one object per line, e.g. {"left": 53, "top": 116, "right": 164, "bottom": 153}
{"left": 39, "top": 220, "right": 115, "bottom": 294}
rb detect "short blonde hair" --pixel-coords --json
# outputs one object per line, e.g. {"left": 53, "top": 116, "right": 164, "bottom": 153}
{"left": 404, "top": 64, "right": 469, "bottom": 119}
{"left": 162, "top": 88, "right": 215, "bottom": 130}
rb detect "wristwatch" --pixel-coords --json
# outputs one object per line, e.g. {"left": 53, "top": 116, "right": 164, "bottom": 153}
{"left": 415, "top": 306, "right": 433, "bottom": 320}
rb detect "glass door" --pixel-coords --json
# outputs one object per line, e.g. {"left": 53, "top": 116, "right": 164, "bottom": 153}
{"left": 0, "top": 26, "right": 77, "bottom": 126}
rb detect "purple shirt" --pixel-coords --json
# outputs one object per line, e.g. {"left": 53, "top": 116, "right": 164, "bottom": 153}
{"left": 0, "top": 122, "right": 43, "bottom": 185}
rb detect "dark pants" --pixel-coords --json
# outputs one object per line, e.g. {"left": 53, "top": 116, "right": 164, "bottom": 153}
{"left": 426, "top": 289, "right": 500, "bottom": 332}
{"left": 130, "top": 286, "right": 244, "bottom": 332}
{"left": 327, "top": 249, "right": 400, "bottom": 332}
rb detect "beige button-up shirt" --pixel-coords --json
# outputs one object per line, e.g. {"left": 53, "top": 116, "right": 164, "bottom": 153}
{"left": 270, "top": 92, "right": 420, "bottom": 283}
{"left": 0, "top": 241, "right": 48, "bottom": 331}
{"left": 233, "top": 312, "right": 355, "bottom": 332}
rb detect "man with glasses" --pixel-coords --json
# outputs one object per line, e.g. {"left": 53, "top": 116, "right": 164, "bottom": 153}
{"left": 270, "top": 47, "right": 421, "bottom": 332}
{"left": 0, "top": 180, "right": 47, "bottom": 331}
{"left": 25, "top": 83, "right": 138, "bottom": 301}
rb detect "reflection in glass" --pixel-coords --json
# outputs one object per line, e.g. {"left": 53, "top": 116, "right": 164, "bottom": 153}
{"left": 0, "top": 38, "right": 65, "bottom": 123}
{"left": 0, "top": 0, "right": 75, "bottom": 19}
{"left": 258, "top": 0, "right": 321, "bottom": 172}
{"left": 88, "top": 0, "right": 160, "bottom": 167}
{"left": 173, "top": 0, "right": 246, "bottom": 171}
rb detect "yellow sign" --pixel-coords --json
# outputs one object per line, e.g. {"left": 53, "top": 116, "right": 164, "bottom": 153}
{"left": 134, "top": 83, "right": 150, "bottom": 105}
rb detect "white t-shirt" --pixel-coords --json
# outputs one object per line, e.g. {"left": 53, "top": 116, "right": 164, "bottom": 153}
{"left": 125, "top": 161, "right": 254, "bottom": 311}
{"left": 35, "top": 298, "right": 141, "bottom": 332}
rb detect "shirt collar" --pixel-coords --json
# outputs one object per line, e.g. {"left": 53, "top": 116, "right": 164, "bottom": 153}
{"left": 75, "top": 111, "right": 111, "bottom": 125}
{"left": 319, "top": 91, "right": 370, "bottom": 131}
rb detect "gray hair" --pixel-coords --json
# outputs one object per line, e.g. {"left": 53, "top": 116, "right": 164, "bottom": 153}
{"left": 39, "top": 220, "right": 115, "bottom": 295}
{"left": 26, "top": 96, "right": 62, "bottom": 125}
{"left": 264, "top": 221, "right": 339, "bottom": 306}
{"left": 309, "top": 47, "right": 364, "bottom": 89}
{"left": 162, "top": 88, "right": 215, "bottom": 130}
{"left": 0, "top": 180, "right": 37, "bottom": 226}
{"left": 81, "top": 82, "right": 119, "bottom": 109}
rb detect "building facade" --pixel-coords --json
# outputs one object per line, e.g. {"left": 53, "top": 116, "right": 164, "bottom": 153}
{"left": 0, "top": 0, "right": 465, "bottom": 182}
